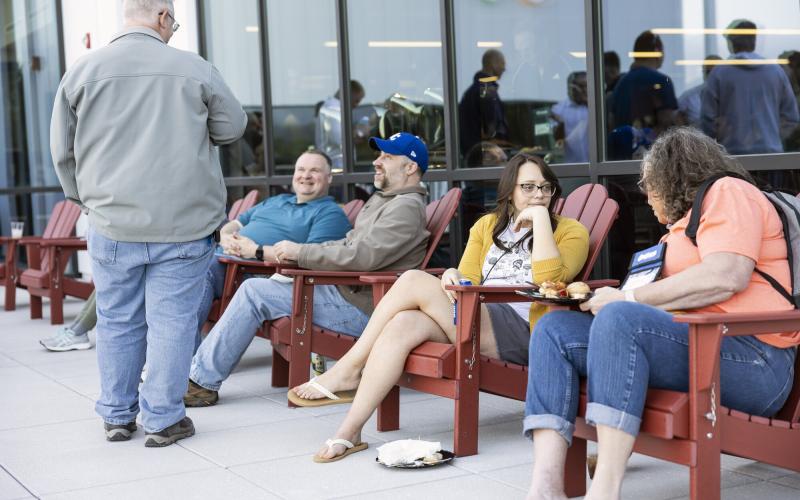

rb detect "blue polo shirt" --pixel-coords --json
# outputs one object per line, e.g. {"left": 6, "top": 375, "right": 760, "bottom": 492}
{"left": 611, "top": 66, "right": 677, "bottom": 129}
{"left": 236, "top": 194, "right": 351, "bottom": 245}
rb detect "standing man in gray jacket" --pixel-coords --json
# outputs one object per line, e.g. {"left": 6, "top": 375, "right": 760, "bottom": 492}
{"left": 50, "top": 0, "right": 246, "bottom": 447}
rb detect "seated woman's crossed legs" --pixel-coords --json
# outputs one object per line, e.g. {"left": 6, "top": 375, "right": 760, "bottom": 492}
{"left": 292, "top": 270, "right": 499, "bottom": 401}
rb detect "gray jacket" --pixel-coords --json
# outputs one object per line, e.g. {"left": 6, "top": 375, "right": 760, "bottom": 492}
{"left": 50, "top": 27, "right": 247, "bottom": 242}
{"left": 298, "top": 185, "right": 430, "bottom": 314}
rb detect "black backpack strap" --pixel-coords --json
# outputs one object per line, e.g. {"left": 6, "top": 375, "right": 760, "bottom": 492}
{"left": 685, "top": 173, "right": 730, "bottom": 246}
{"left": 755, "top": 268, "right": 796, "bottom": 307}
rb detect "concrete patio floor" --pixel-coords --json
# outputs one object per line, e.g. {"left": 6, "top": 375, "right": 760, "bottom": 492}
{"left": 1, "top": 289, "right": 799, "bottom": 499}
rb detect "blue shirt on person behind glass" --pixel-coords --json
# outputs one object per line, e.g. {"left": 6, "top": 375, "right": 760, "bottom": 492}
{"left": 610, "top": 66, "right": 677, "bottom": 129}
{"left": 701, "top": 52, "right": 799, "bottom": 155}
{"left": 236, "top": 194, "right": 351, "bottom": 246}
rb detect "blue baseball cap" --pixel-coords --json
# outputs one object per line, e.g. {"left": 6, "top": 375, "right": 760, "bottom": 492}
{"left": 369, "top": 132, "right": 429, "bottom": 174}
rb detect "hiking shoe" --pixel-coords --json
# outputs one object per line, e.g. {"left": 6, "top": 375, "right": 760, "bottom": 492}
{"left": 104, "top": 421, "right": 137, "bottom": 442}
{"left": 40, "top": 327, "right": 92, "bottom": 352}
{"left": 144, "top": 417, "right": 195, "bottom": 448}
{"left": 184, "top": 380, "right": 218, "bottom": 407}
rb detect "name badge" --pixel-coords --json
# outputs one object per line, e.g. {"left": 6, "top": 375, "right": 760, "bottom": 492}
{"left": 620, "top": 243, "right": 666, "bottom": 291}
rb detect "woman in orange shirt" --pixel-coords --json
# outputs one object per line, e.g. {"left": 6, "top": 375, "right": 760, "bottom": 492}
{"left": 524, "top": 127, "right": 798, "bottom": 500}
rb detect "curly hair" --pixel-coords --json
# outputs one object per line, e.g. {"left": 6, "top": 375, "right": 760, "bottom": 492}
{"left": 639, "top": 127, "right": 754, "bottom": 223}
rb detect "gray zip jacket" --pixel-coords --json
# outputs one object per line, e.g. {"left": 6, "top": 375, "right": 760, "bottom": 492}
{"left": 50, "top": 27, "right": 247, "bottom": 242}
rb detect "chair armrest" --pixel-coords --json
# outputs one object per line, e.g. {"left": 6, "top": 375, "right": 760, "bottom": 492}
{"left": 673, "top": 309, "right": 800, "bottom": 337}
{"left": 283, "top": 268, "right": 403, "bottom": 286}
{"left": 359, "top": 267, "right": 447, "bottom": 285}
{"left": 15, "top": 237, "right": 45, "bottom": 246}
{"left": 216, "top": 255, "right": 279, "bottom": 267}
{"left": 586, "top": 279, "right": 620, "bottom": 288}
{"left": 39, "top": 238, "right": 87, "bottom": 249}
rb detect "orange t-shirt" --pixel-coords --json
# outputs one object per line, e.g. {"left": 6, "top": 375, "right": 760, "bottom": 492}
{"left": 661, "top": 177, "right": 800, "bottom": 348}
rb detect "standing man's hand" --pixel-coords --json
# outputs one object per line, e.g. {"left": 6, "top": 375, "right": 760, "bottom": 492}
{"left": 273, "top": 241, "right": 301, "bottom": 263}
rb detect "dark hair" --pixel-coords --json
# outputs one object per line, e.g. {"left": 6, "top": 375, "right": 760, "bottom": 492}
{"left": 633, "top": 30, "right": 663, "bottom": 54}
{"left": 604, "top": 51, "right": 620, "bottom": 70}
{"left": 640, "top": 127, "right": 755, "bottom": 223}
{"left": 490, "top": 153, "right": 562, "bottom": 251}
{"left": 727, "top": 19, "right": 757, "bottom": 53}
{"left": 334, "top": 79, "right": 365, "bottom": 99}
{"left": 303, "top": 147, "right": 332, "bottom": 169}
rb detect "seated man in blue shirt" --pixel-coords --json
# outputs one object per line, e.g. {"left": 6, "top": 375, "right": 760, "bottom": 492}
{"left": 195, "top": 149, "right": 351, "bottom": 339}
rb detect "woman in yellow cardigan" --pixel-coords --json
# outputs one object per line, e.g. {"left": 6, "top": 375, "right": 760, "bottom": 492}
{"left": 291, "top": 153, "right": 589, "bottom": 462}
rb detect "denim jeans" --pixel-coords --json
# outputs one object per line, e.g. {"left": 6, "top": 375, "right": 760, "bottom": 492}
{"left": 524, "top": 302, "right": 796, "bottom": 445}
{"left": 88, "top": 227, "right": 214, "bottom": 432}
{"left": 195, "top": 257, "right": 228, "bottom": 350}
{"left": 190, "top": 278, "right": 370, "bottom": 390}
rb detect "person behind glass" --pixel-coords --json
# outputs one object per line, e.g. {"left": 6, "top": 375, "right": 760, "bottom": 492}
{"left": 676, "top": 54, "right": 721, "bottom": 128}
{"left": 701, "top": 19, "right": 799, "bottom": 155}
{"left": 524, "top": 127, "right": 798, "bottom": 500}
{"left": 315, "top": 80, "right": 366, "bottom": 170}
{"left": 551, "top": 71, "right": 589, "bottom": 163}
{"left": 185, "top": 133, "right": 430, "bottom": 408}
{"left": 464, "top": 141, "right": 508, "bottom": 168}
{"left": 50, "top": 0, "right": 247, "bottom": 446}
{"left": 603, "top": 51, "right": 623, "bottom": 95}
{"left": 458, "top": 49, "right": 510, "bottom": 157}
{"left": 609, "top": 31, "right": 677, "bottom": 135}
{"left": 290, "top": 153, "right": 590, "bottom": 462}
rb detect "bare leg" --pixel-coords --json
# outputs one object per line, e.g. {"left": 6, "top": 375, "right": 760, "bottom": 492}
{"left": 527, "top": 429, "right": 569, "bottom": 500}
{"left": 584, "top": 425, "right": 634, "bottom": 500}
{"left": 293, "top": 270, "right": 500, "bottom": 400}
{"left": 315, "top": 310, "right": 451, "bottom": 459}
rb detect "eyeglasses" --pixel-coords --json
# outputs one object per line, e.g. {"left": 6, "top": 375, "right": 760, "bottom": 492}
{"left": 160, "top": 11, "right": 180, "bottom": 32}
{"left": 518, "top": 183, "right": 554, "bottom": 196}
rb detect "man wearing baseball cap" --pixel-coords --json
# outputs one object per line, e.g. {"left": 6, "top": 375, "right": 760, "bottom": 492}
{"left": 701, "top": 19, "right": 799, "bottom": 154}
{"left": 185, "top": 132, "right": 432, "bottom": 407}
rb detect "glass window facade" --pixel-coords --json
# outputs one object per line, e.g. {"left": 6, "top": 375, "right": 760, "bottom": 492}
{"left": 347, "top": 0, "right": 446, "bottom": 172}
{"left": 454, "top": 0, "right": 588, "bottom": 167}
{"left": 601, "top": 1, "right": 800, "bottom": 160}
{"left": 3, "top": 1, "right": 800, "bottom": 274}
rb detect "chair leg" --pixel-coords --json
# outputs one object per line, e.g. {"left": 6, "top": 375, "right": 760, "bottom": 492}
{"left": 690, "top": 437, "right": 721, "bottom": 500}
{"left": 30, "top": 294, "right": 42, "bottom": 319}
{"left": 453, "top": 383, "right": 479, "bottom": 457}
{"left": 271, "top": 347, "right": 289, "bottom": 387}
{"left": 564, "top": 437, "right": 587, "bottom": 498}
{"left": 287, "top": 337, "right": 312, "bottom": 407}
{"left": 377, "top": 385, "right": 400, "bottom": 431}
{"left": 50, "top": 290, "right": 64, "bottom": 325}
{"left": 3, "top": 281, "right": 15, "bottom": 311}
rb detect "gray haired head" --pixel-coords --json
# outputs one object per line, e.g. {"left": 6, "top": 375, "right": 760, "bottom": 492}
{"left": 639, "top": 127, "right": 754, "bottom": 223}
{"left": 123, "top": 0, "right": 175, "bottom": 23}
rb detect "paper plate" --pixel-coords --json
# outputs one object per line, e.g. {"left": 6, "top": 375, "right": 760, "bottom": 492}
{"left": 515, "top": 289, "right": 593, "bottom": 306}
{"left": 376, "top": 450, "right": 455, "bottom": 469}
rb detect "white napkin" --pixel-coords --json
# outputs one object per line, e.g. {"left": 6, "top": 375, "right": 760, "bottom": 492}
{"left": 376, "top": 439, "right": 442, "bottom": 466}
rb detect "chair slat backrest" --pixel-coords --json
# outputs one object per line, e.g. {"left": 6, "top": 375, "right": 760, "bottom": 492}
{"left": 40, "top": 201, "right": 82, "bottom": 274}
{"left": 558, "top": 184, "right": 619, "bottom": 281}
{"left": 342, "top": 199, "right": 365, "bottom": 226}
{"left": 421, "top": 188, "right": 462, "bottom": 268}
{"left": 227, "top": 189, "right": 259, "bottom": 221}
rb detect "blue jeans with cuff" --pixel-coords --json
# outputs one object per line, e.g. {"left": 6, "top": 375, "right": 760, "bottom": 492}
{"left": 88, "top": 227, "right": 214, "bottom": 432}
{"left": 190, "top": 278, "right": 369, "bottom": 390}
{"left": 523, "top": 301, "right": 796, "bottom": 445}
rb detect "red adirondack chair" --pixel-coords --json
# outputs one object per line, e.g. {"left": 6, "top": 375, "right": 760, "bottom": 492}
{"left": 228, "top": 189, "right": 259, "bottom": 220}
{"left": 11, "top": 201, "right": 93, "bottom": 324}
{"left": 266, "top": 187, "right": 462, "bottom": 394}
{"left": 208, "top": 198, "right": 366, "bottom": 323}
{"left": 359, "top": 183, "right": 619, "bottom": 458}
{"left": 0, "top": 237, "right": 21, "bottom": 311}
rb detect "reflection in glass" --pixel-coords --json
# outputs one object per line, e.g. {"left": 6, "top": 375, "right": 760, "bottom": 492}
{"left": 202, "top": 0, "right": 264, "bottom": 178}
{"left": 0, "top": 0, "right": 63, "bottom": 234}
{"left": 602, "top": 1, "right": 800, "bottom": 159}
{"left": 267, "top": 0, "right": 340, "bottom": 174}
{"left": 455, "top": 0, "right": 587, "bottom": 166}
{"left": 348, "top": 0, "right": 446, "bottom": 171}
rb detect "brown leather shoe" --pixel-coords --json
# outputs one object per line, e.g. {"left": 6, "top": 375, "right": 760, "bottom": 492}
{"left": 184, "top": 380, "right": 219, "bottom": 407}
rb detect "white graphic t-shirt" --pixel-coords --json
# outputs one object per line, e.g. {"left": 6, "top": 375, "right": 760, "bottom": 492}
{"left": 481, "top": 222, "right": 533, "bottom": 321}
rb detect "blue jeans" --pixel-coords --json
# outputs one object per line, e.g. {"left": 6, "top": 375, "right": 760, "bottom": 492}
{"left": 190, "top": 278, "right": 370, "bottom": 390}
{"left": 524, "top": 302, "right": 796, "bottom": 445}
{"left": 88, "top": 227, "right": 214, "bottom": 432}
{"left": 195, "top": 257, "right": 228, "bottom": 349}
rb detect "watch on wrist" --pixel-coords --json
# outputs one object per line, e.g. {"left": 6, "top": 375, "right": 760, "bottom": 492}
{"left": 255, "top": 246, "right": 264, "bottom": 261}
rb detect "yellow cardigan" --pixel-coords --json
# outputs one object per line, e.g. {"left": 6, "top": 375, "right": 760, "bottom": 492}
{"left": 457, "top": 213, "right": 590, "bottom": 327}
